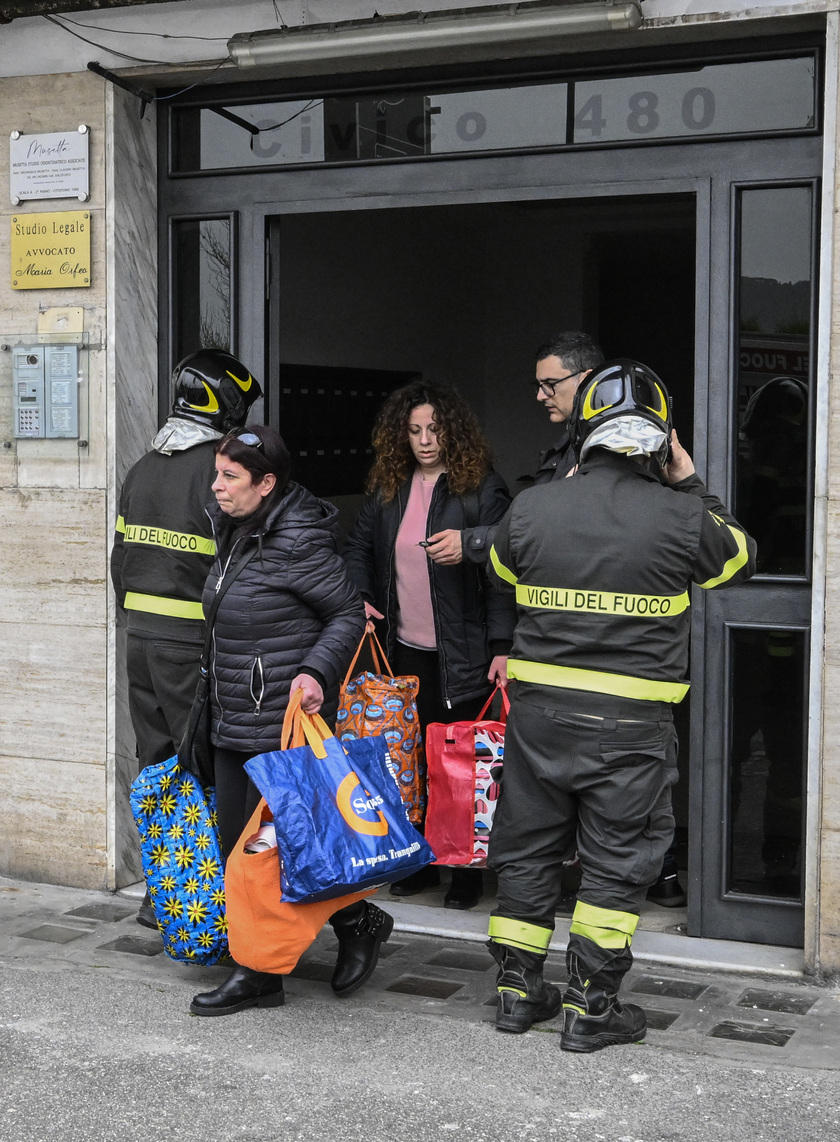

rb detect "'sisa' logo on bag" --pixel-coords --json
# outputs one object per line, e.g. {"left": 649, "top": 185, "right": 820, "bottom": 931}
{"left": 336, "top": 772, "right": 388, "bottom": 836}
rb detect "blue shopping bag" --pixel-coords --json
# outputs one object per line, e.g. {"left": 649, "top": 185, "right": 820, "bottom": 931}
{"left": 130, "top": 757, "right": 227, "bottom": 965}
{"left": 244, "top": 691, "right": 435, "bottom": 904}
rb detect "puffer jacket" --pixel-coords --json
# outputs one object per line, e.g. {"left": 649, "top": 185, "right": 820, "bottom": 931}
{"left": 343, "top": 471, "right": 515, "bottom": 709}
{"left": 204, "top": 482, "right": 365, "bottom": 751}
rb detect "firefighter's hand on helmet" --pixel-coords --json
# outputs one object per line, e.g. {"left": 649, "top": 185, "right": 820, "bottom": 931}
{"left": 662, "top": 429, "right": 696, "bottom": 484}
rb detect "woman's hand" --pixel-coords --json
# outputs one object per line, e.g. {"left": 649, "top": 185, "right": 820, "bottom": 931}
{"left": 487, "top": 655, "right": 509, "bottom": 687}
{"left": 291, "top": 673, "right": 324, "bottom": 714}
{"left": 364, "top": 600, "right": 384, "bottom": 621}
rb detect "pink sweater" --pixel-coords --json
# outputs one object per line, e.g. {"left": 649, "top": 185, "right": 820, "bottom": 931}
{"left": 395, "top": 469, "right": 438, "bottom": 649}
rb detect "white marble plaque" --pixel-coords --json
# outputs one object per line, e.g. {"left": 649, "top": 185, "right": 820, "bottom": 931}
{"left": 10, "top": 127, "right": 90, "bottom": 204}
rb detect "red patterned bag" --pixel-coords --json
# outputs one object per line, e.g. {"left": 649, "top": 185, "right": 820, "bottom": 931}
{"left": 336, "top": 625, "right": 426, "bottom": 824}
{"left": 424, "top": 685, "right": 509, "bottom": 866}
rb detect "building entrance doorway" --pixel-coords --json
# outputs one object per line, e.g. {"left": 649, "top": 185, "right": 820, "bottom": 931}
{"left": 269, "top": 192, "right": 700, "bottom": 933}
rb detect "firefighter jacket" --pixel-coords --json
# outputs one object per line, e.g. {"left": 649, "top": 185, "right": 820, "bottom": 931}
{"left": 461, "top": 428, "right": 575, "bottom": 564}
{"left": 488, "top": 448, "right": 757, "bottom": 706}
{"left": 110, "top": 440, "right": 217, "bottom": 640}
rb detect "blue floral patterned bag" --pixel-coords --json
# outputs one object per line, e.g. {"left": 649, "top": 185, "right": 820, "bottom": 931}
{"left": 129, "top": 757, "right": 227, "bottom": 965}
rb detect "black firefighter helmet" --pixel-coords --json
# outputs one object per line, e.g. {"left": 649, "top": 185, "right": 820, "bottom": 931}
{"left": 569, "top": 358, "right": 673, "bottom": 464}
{"left": 172, "top": 350, "right": 263, "bottom": 432}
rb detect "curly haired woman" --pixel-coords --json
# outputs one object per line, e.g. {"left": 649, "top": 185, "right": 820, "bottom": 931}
{"left": 344, "top": 381, "right": 515, "bottom": 909}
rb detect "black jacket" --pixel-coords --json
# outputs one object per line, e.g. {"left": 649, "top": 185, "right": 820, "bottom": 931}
{"left": 489, "top": 449, "right": 757, "bottom": 710}
{"left": 461, "top": 428, "right": 576, "bottom": 565}
{"left": 111, "top": 441, "right": 217, "bottom": 640}
{"left": 343, "top": 471, "right": 515, "bottom": 708}
{"left": 205, "top": 483, "right": 365, "bottom": 751}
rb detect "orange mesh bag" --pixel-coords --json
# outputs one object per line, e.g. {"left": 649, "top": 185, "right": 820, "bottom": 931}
{"left": 335, "top": 624, "right": 425, "bottom": 824}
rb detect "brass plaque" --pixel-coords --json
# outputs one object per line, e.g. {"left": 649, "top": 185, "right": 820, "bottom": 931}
{"left": 10, "top": 210, "right": 91, "bottom": 290}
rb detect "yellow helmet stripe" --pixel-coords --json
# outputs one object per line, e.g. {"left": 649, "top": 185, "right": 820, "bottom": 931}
{"left": 582, "top": 379, "right": 619, "bottom": 421}
{"left": 644, "top": 381, "right": 668, "bottom": 421}
{"left": 185, "top": 381, "right": 220, "bottom": 415}
{"left": 226, "top": 368, "right": 253, "bottom": 392}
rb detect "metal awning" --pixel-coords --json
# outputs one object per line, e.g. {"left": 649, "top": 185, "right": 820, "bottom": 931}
{"left": 0, "top": 0, "right": 174, "bottom": 23}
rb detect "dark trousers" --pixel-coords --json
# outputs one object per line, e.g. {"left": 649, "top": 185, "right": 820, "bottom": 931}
{"left": 127, "top": 634, "right": 203, "bottom": 770}
{"left": 212, "top": 747, "right": 264, "bottom": 861}
{"left": 391, "top": 643, "right": 487, "bottom": 730}
{"left": 489, "top": 689, "right": 678, "bottom": 933}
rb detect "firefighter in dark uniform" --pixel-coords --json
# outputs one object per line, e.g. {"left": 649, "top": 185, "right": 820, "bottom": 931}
{"left": 485, "top": 360, "right": 757, "bottom": 1051}
{"left": 110, "top": 350, "right": 261, "bottom": 925}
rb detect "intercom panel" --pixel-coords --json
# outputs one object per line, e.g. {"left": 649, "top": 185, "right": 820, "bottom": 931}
{"left": 12, "top": 344, "right": 79, "bottom": 439}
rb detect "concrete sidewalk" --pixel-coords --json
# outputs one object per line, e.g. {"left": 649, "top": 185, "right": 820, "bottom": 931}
{"left": 2, "top": 875, "right": 837, "bottom": 1072}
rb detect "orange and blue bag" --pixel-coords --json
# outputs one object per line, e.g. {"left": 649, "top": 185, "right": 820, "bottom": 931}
{"left": 335, "top": 625, "right": 426, "bottom": 823}
{"left": 243, "top": 690, "right": 435, "bottom": 903}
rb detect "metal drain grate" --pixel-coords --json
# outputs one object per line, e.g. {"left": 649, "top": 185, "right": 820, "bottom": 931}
{"left": 736, "top": 988, "right": 817, "bottom": 1016}
{"left": 386, "top": 975, "right": 465, "bottom": 999}
{"left": 424, "top": 950, "right": 493, "bottom": 973}
{"left": 96, "top": 935, "right": 163, "bottom": 957}
{"left": 18, "top": 925, "right": 88, "bottom": 944}
{"left": 643, "top": 1009, "right": 681, "bottom": 1031}
{"left": 631, "top": 976, "right": 708, "bottom": 1001}
{"left": 65, "top": 903, "right": 135, "bottom": 923}
{"left": 709, "top": 1020, "right": 796, "bottom": 1047}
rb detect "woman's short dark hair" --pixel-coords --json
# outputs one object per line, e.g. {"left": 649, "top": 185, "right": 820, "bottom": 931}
{"left": 214, "top": 424, "right": 291, "bottom": 534}
{"left": 366, "top": 380, "right": 491, "bottom": 501}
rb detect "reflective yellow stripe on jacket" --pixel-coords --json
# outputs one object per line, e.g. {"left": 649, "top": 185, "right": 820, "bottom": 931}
{"left": 507, "top": 659, "right": 689, "bottom": 703}
{"left": 115, "top": 516, "right": 215, "bottom": 556}
{"left": 123, "top": 592, "right": 205, "bottom": 621}
{"left": 515, "top": 583, "right": 689, "bottom": 617}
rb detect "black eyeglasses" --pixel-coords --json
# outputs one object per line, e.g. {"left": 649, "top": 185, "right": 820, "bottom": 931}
{"left": 529, "top": 369, "right": 585, "bottom": 398}
{"left": 234, "top": 431, "right": 264, "bottom": 450}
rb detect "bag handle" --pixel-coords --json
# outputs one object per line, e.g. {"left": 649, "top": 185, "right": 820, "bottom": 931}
{"left": 475, "top": 683, "right": 511, "bottom": 725}
{"left": 280, "top": 687, "right": 333, "bottom": 759}
{"left": 340, "top": 621, "right": 395, "bottom": 691}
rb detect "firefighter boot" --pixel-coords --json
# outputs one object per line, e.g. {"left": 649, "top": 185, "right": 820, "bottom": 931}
{"left": 488, "top": 942, "right": 563, "bottom": 1034}
{"left": 560, "top": 953, "right": 646, "bottom": 1053}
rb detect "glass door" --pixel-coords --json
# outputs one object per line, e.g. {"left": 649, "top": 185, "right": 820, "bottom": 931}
{"left": 691, "top": 181, "right": 817, "bottom": 947}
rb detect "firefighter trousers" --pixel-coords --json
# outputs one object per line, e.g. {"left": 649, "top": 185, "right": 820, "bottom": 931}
{"left": 489, "top": 687, "right": 678, "bottom": 960}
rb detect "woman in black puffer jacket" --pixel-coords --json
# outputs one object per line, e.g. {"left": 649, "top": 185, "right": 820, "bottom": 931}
{"left": 190, "top": 424, "right": 391, "bottom": 1019}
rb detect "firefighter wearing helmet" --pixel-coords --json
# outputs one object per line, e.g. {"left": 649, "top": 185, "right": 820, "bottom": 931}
{"left": 111, "top": 350, "right": 262, "bottom": 927}
{"left": 485, "top": 359, "right": 757, "bottom": 1051}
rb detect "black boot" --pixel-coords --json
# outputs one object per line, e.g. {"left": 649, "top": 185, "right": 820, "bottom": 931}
{"left": 389, "top": 865, "right": 440, "bottom": 897}
{"left": 136, "top": 890, "right": 159, "bottom": 931}
{"left": 444, "top": 867, "right": 483, "bottom": 911}
{"left": 488, "top": 942, "right": 563, "bottom": 1034}
{"left": 329, "top": 901, "right": 394, "bottom": 997}
{"left": 190, "top": 964, "right": 285, "bottom": 1017}
{"left": 560, "top": 953, "right": 646, "bottom": 1053}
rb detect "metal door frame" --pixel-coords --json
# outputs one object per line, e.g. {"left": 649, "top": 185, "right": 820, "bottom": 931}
{"left": 159, "top": 128, "right": 823, "bottom": 947}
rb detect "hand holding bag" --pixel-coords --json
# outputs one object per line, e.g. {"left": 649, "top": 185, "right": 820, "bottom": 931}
{"left": 335, "top": 624, "right": 425, "bottom": 823}
{"left": 424, "top": 684, "right": 509, "bottom": 867}
{"left": 244, "top": 690, "right": 435, "bottom": 903}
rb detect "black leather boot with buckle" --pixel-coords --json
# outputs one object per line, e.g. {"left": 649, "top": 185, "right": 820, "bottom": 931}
{"left": 190, "top": 964, "right": 285, "bottom": 1017}
{"left": 329, "top": 900, "right": 394, "bottom": 997}
{"left": 488, "top": 942, "right": 564, "bottom": 1034}
{"left": 560, "top": 952, "right": 646, "bottom": 1052}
